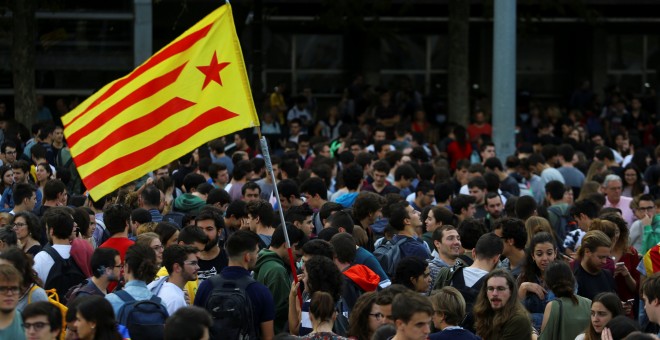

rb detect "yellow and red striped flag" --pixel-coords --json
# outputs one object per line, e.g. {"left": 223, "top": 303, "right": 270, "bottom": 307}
{"left": 62, "top": 4, "right": 259, "bottom": 200}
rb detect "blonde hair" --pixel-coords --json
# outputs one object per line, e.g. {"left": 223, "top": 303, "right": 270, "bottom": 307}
{"left": 430, "top": 286, "right": 466, "bottom": 327}
{"left": 588, "top": 219, "right": 617, "bottom": 241}
{"left": 525, "top": 216, "right": 554, "bottom": 247}
{"left": 585, "top": 161, "right": 607, "bottom": 182}
{"left": 136, "top": 222, "right": 157, "bottom": 236}
{"left": 136, "top": 232, "right": 160, "bottom": 248}
{"left": 576, "top": 181, "right": 603, "bottom": 202}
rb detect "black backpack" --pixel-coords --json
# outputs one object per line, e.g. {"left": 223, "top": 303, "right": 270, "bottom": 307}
{"left": 447, "top": 267, "right": 486, "bottom": 333}
{"left": 115, "top": 290, "right": 169, "bottom": 340}
{"left": 43, "top": 245, "right": 87, "bottom": 304}
{"left": 205, "top": 274, "right": 258, "bottom": 340}
{"left": 373, "top": 237, "right": 410, "bottom": 278}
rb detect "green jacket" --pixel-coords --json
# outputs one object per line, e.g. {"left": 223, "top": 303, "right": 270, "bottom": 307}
{"left": 254, "top": 249, "right": 291, "bottom": 333}
{"left": 173, "top": 193, "right": 205, "bottom": 214}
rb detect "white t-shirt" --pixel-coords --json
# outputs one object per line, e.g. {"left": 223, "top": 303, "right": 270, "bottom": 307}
{"left": 147, "top": 280, "right": 187, "bottom": 316}
{"left": 33, "top": 244, "right": 72, "bottom": 285}
{"left": 462, "top": 267, "right": 489, "bottom": 287}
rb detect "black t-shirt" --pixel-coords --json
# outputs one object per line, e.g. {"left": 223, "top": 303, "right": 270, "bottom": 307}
{"left": 574, "top": 264, "right": 616, "bottom": 300}
{"left": 197, "top": 248, "right": 228, "bottom": 282}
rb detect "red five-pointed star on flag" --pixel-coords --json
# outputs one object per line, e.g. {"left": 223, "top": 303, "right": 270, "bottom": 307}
{"left": 197, "top": 52, "right": 230, "bottom": 89}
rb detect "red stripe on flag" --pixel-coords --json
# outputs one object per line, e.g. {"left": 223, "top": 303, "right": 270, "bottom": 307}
{"left": 64, "top": 23, "right": 213, "bottom": 128}
{"left": 74, "top": 97, "right": 196, "bottom": 167}
{"left": 67, "top": 63, "right": 187, "bottom": 146}
{"left": 80, "top": 106, "right": 239, "bottom": 189}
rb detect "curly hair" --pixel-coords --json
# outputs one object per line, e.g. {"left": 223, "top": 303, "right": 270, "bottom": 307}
{"left": 303, "top": 255, "right": 343, "bottom": 303}
{"left": 0, "top": 246, "right": 42, "bottom": 288}
{"left": 474, "top": 269, "right": 530, "bottom": 339}
{"left": 347, "top": 291, "right": 378, "bottom": 340}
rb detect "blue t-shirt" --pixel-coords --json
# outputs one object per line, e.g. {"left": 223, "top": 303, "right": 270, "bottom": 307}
{"left": 194, "top": 266, "right": 275, "bottom": 334}
{"left": 392, "top": 234, "right": 431, "bottom": 260}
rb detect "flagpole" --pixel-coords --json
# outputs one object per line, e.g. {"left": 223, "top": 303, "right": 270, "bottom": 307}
{"left": 257, "top": 127, "right": 302, "bottom": 305}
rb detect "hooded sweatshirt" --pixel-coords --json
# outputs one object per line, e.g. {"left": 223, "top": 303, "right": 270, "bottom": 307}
{"left": 173, "top": 193, "right": 205, "bottom": 214}
{"left": 254, "top": 249, "right": 290, "bottom": 333}
{"left": 341, "top": 264, "right": 380, "bottom": 310}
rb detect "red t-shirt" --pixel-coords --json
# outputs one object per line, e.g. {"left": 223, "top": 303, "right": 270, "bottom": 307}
{"left": 467, "top": 123, "right": 492, "bottom": 142}
{"left": 446, "top": 141, "right": 473, "bottom": 170}
{"left": 99, "top": 237, "right": 135, "bottom": 292}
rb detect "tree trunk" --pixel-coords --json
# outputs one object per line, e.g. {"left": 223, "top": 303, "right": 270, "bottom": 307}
{"left": 447, "top": 0, "right": 470, "bottom": 127}
{"left": 11, "top": 0, "right": 37, "bottom": 128}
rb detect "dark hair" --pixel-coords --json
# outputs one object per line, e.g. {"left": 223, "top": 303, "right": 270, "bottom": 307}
{"left": 544, "top": 261, "right": 577, "bottom": 304}
{"left": 330, "top": 233, "right": 356, "bottom": 264}
{"left": 164, "top": 306, "right": 213, "bottom": 340}
{"left": 452, "top": 194, "right": 476, "bottom": 216}
{"left": 13, "top": 182, "right": 36, "bottom": 207}
{"left": 162, "top": 244, "right": 198, "bottom": 274}
{"left": 328, "top": 210, "right": 355, "bottom": 234}
{"left": 131, "top": 208, "right": 152, "bottom": 225}
{"left": 434, "top": 181, "right": 454, "bottom": 203}
{"left": 342, "top": 164, "right": 364, "bottom": 191}
{"left": 300, "top": 177, "right": 328, "bottom": 201}
{"left": 0, "top": 246, "right": 38, "bottom": 287}
{"left": 206, "top": 188, "right": 231, "bottom": 206}
{"left": 246, "top": 199, "right": 275, "bottom": 228}
{"left": 90, "top": 247, "right": 120, "bottom": 279}
{"left": 347, "top": 291, "right": 378, "bottom": 340}
{"left": 124, "top": 244, "right": 158, "bottom": 282}
{"left": 241, "top": 181, "right": 261, "bottom": 196}
{"left": 570, "top": 199, "right": 600, "bottom": 220}
{"left": 72, "top": 207, "right": 92, "bottom": 238}
{"left": 277, "top": 179, "right": 300, "bottom": 201}
{"left": 270, "top": 224, "right": 305, "bottom": 248}
{"left": 0, "top": 226, "right": 17, "bottom": 247}
{"left": 521, "top": 232, "right": 556, "bottom": 283}
{"left": 183, "top": 173, "right": 206, "bottom": 192}
{"left": 515, "top": 195, "right": 537, "bottom": 220}
{"left": 319, "top": 202, "right": 343, "bottom": 222}
{"left": 284, "top": 204, "right": 314, "bottom": 224}
{"left": 76, "top": 295, "right": 122, "bottom": 340}
{"left": 155, "top": 221, "right": 179, "bottom": 246}
{"left": 22, "top": 301, "right": 62, "bottom": 335}
{"left": 12, "top": 211, "right": 41, "bottom": 242}
{"left": 309, "top": 291, "right": 336, "bottom": 323}
{"left": 606, "top": 315, "right": 640, "bottom": 339}
{"left": 393, "top": 257, "right": 428, "bottom": 291}
{"left": 141, "top": 185, "right": 161, "bottom": 207}
{"left": 375, "top": 284, "right": 410, "bottom": 306}
{"left": 641, "top": 272, "right": 660, "bottom": 305}
{"left": 493, "top": 217, "right": 527, "bottom": 249}
{"left": 43, "top": 179, "right": 66, "bottom": 201}
{"left": 467, "top": 177, "right": 487, "bottom": 190}
{"left": 43, "top": 207, "right": 75, "bottom": 240}
{"left": 103, "top": 204, "right": 130, "bottom": 235}
{"left": 225, "top": 230, "right": 260, "bottom": 258}
{"left": 353, "top": 191, "right": 385, "bottom": 222}
{"left": 280, "top": 159, "right": 299, "bottom": 180}
{"left": 388, "top": 201, "right": 411, "bottom": 231}
{"left": 545, "top": 180, "right": 566, "bottom": 201}
{"left": 175, "top": 226, "right": 206, "bottom": 247}
{"left": 457, "top": 218, "right": 487, "bottom": 250}
{"left": 484, "top": 157, "right": 503, "bottom": 171}
{"left": 195, "top": 206, "right": 225, "bottom": 230}
{"left": 304, "top": 255, "right": 343, "bottom": 303}
{"left": 391, "top": 291, "right": 434, "bottom": 322}
{"left": 558, "top": 144, "right": 575, "bottom": 162}
{"left": 301, "top": 239, "right": 335, "bottom": 259}
{"left": 474, "top": 233, "right": 504, "bottom": 259}
{"left": 394, "top": 164, "right": 416, "bottom": 181}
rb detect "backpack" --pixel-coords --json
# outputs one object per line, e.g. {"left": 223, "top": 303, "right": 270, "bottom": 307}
{"left": 643, "top": 215, "right": 660, "bottom": 255}
{"left": 43, "top": 245, "right": 87, "bottom": 305}
{"left": 205, "top": 274, "right": 258, "bottom": 340}
{"left": 64, "top": 279, "right": 100, "bottom": 303}
{"left": 440, "top": 267, "right": 485, "bottom": 333}
{"left": 547, "top": 205, "right": 573, "bottom": 250}
{"left": 28, "top": 285, "right": 68, "bottom": 340}
{"left": 333, "top": 298, "right": 350, "bottom": 336}
{"left": 373, "top": 237, "right": 410, "bottom": 278}
{"left": 432, "top": 261, "right": 466, "bottom": 290}
{"left": 115, "top": 290, "right": 169, "bottom": 340}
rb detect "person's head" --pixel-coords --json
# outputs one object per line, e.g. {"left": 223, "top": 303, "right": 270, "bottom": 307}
{"left": 35, "top": 163, "right": 53, "bottom": 183}
{"left": 74, "top": 295, "right": 120, "bottom": 340}
{"left": 1, "top": 141, "right": 17, "bottom": 164}
{"left": 90, "top": 247, "right": 121, "bottom": 281}
{"left": 328, "top": 210, "right": 355, "bottom": 234}
{"left": 0, "top": 264, "right": 22, "bottom": 313}
{"left": 457, "top": 218, "right": 487, "bottom": 251}
{"left": 634, "top": 193, "right": 656, "bottom": 220}
{"left": 124, "top": 243, "right": 158, "bottom": 282}
{"left": 285, "top": 204, "right": 314, "bottom": 237}
{"left": 429, "top": 286, "right": 466, "bottom": 329}
{"left": 246, "top": 199, "right": 275, "bottom": 231}
{"left": 522, "top": 232, "right": 556, "bottom": 281}
{"left": 73, "top": 207, "right": 94, "bottom": 239}
{"left": 389, "top": 201, "right": 422, "bottom": 232}
{"left": 22, "top": 301, "right": 63, "bottom": 340}
{"left": 303, "top": 255, "right": 343, "bottom": 304}
{"left": 155, "top": 221, "right": 180, "bottom": 248}
{"left": 103, "top": 204, "right": 130, "bottom": 235}
{"left": 140, "top": 184, "right": 161, "bottom": 209}
{"left": 586, "top": 293, "right": 625, "bottom": 338}
{"left": 570, "top": 199, "right": 600, "bottom": 230}
{"left": 453, "top": 193, "right": 478, "bottom": 221}
{"left": 162, "top": 244, "right": 200, "bottom": 283}
{"left": 225, "top": 230, "right": 261, "bottom": 270}
{"left": 605, "top": 316, "right": 641, "bottom": 340}
{"left": 308, "top": 291, "right": 337, "bottom": 325}
{"left": 642, "top": 273, "right": 660, "bottom": 324}
{"left": 43, "top": 207, "right": 75, "bottom": 241}
{"left": 599, "top": 212, "right": 629, "bottom": 252}
{"left": 492, "top": 217, "right": 527, "bottom": 253}
{"left": 329, "top": 232, "right": 356, "bottom": 266}
{"left": 524, "top": 216, "right": 554, "bottom": 246}
{"left": 391, "top": 291, "right": 434, "bottom": 340}
{"left": 484, "top": 192, "right": 503, "bottom": 218}
{"left": 545, "top": 180, "right": 566, "bottom": 203}
{"left": 223, "top": 200, "right": 247, "bottom": 231}
{"left": 195, "top": 207, "right": 224, "bottom": 251}
{"left": 473, "top": 233, "right": 504, "bottom": 267}
{"left": 13, "top": 182, "right": 37, "bottom": 210}
{"left": 480, "top": 142, "right": 496, "bottom": 161}
{"left": 12, "top": 211, "right": 41, "bottom": 242}
{"left": 347, "top": 291, "right": 382, "bottom": 340}
{"left": 241, "top": 181, "right": 261, "bottom": 202}
{"left": 544, "top": 261, "right": 576, "bottom": 300}
{"left": 0, "top": 226, "right": 17, "bottom": 251}
{"left": 375, "top": 284, "right": 410, "bottom": 325}
{"left": 602, "top": 174, "right": 623, "bottom": 202}
{"left": 467, "top": 177, "right": 487, "bottom": 205}
{"left": 515, "top": 195, "right": 537, "bottom": 221}
{"left": 432, "top": 225, "right": 461, "bottom": 262}
{"left": 342, "top": 164, "right": 364, "bottom": 191}
{"left": 578, "top": 230, "right": 612, "bottom": 273}
{"left": 136, "top": 232, "right": 164, "bottom": 265}
{"left": 0, "top": 246, "right": 37, "bottom": 288}
{"left": 43, "top": 179, "right": 67, "bottom": 205}
{"left": 477, "top": 269, "right": 519, "bottom": 315}
{"left": 177, "top": 225, "right": 208, "bottom": 252}
{"left": 300, "top": 177, "right": 328, "bottom": 209}
{"left": 270, "top": 224, "right": 305, "bottom": 254}
{"left": 277, "top": 179, "right": 301, "bottom": 211}
{"left": 393, "top": 256, "right": 430, "bottom": 293}
{"left": 414, "top": 180, "right": 435, "bottom": 208}
{"left": 301, "top": 239, "right": 335, "bottom": 261}
{"left": 425, "top": 206, "right": 454, "bottom": 232}
{"left": 372, "top": 160, "right": 390, "bottom": 187}
{"left": 164, "top": 306, "right": 212, "bottom": 340}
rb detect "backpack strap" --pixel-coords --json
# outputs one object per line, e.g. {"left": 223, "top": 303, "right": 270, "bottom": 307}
{"left": 150, "top": 276, "right": 169, "bottom": 296}
{"left": 115, "top": 290, "right": 136, "bottom": 303}
{"left": 43, "top": 245, "right": 63, "bottom": 262}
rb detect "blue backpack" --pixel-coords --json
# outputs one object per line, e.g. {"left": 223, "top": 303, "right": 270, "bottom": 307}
{"left": 115, "top": 290, "right": 169, "bottom": 340}
{"left": 373, "top": 237, "right": 410, "bottom": 278}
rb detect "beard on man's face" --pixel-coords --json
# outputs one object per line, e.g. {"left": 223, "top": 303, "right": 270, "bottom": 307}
{"left": 204, "top": 233, "right": 219, "bottom": 251}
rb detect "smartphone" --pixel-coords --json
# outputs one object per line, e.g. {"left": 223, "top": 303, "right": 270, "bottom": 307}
{"left": 626, "top": 299, "right": 634, "bottom": 305}
{"left": 616, "top": 262, "right": 625, "bottom": 267}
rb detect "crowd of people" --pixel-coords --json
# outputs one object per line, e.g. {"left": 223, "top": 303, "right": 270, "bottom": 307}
{"left": 0, "top": 81, "right": 659, "bottom": 340}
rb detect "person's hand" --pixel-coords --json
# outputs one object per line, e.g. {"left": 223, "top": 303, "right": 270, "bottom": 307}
{"left": 614, "top": 263, "right": 630, "bottom": 277}
{"left": 642, "top": 213, "right": 653, "bottom": 227}
{"left": 146, "top": 177, "right": 154, "bottom": 186}
{"left": 289, "top": 281, "right": 300, "bottom": 300}
{"left": 600, "top": 327, "right": 613, "bottom": 340}
{"left": 522, "top": 282, "right": 546, "bottom": 300}
{"left": 622, "top": 301, "right": 633, "bottom": 315}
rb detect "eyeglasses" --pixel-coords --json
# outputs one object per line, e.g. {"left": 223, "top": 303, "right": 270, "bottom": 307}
{"left": 5, "top": 151, "right": 16, "bottom": 155}
{"left": 12, "top": 222, "right": 27, "bottom": 229}
{"left": 183, "top": 260, "right": 199, "bottom": 267}
{"left": 638, "top": 206, "right": 655, "bottom": 212}
{"left": 369, "top": 313, "right": 384, "bottom": 320}
{"left": 23, "top": 321, "right": 48, "bottom": 331}
{"left": 0, "top": 286, "right": 20, "bottom": 295}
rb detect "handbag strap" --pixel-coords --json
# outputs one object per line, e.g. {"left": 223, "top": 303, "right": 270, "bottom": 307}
{"left": 555, "top": 298, "right": 563, "bottom": 332}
